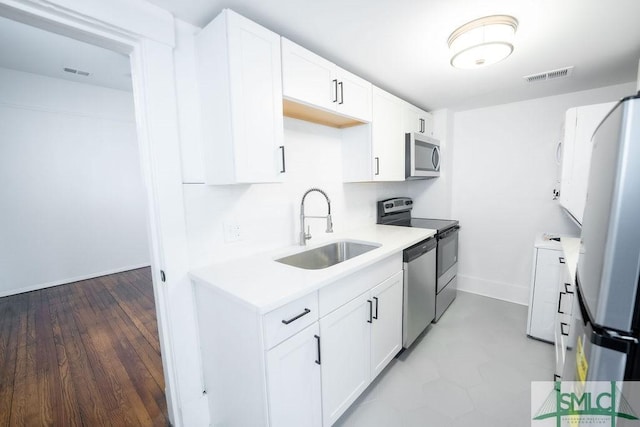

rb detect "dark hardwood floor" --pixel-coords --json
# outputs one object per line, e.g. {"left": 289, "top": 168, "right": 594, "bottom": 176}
{"left": 0, "top": 267, "right": 168, "bottom": 426}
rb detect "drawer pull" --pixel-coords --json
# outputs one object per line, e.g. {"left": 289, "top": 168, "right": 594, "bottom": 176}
{"left": 559, "top": 257, "right": 566, "bottom": 264}
{"left": 281, "top": 308, "right": 311, "bottom": 325}
{"left": 561, "top": 322, "right": 569, "bottom": 336}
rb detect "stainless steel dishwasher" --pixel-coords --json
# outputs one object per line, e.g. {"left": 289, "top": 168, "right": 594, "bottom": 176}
{"left": 402, "top": 237, "right": 437, "bottom": 348}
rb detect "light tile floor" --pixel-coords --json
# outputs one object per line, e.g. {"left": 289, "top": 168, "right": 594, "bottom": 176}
{"left": 335, "top": 291, "right": 554, "bottom": 427}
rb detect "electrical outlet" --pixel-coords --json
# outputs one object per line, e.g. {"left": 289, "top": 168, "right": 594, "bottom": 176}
{"left": 223, "top": 222, "right": 242, "bottom": 242}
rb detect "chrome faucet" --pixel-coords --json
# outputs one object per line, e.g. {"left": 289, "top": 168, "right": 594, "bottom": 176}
{"left": 299, "top": 188, "right": 333, "bottom": 245}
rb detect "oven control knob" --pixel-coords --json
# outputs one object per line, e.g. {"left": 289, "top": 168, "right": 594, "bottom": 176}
{"left": 385, "top": 203, "right": 393, "bottom": 209}
{"left": 406, "top": 200, "right": 412, "bottom": 205}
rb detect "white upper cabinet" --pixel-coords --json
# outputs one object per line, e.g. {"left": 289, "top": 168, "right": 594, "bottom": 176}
{"left": 196, "top": 9, "right": 285, "bottom": 185}
{"left": 403, "top": 102, "right": 434, "bottom": 136}
{"left": 281, "top": 39, "right": 335, "bottom": 112}
{"left": 371, "top": 86, "right": 405, "bottom": 181}
{"left": 335, "top": 67, "right": 373, "bottom": 122}
{"left": 281, "top": 38, "right": 372, "bottom": 124}
{"left": 559, "top": 102, "right": 615, "bottom": 224}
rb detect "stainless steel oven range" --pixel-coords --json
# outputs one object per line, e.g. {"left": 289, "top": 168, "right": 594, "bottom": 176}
{"left": 377, "top": 197, "right": 460, "bottom": 347}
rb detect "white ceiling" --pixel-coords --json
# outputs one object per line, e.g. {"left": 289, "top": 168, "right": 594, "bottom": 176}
{"left": 0, "top": 15, "right": 132, "bottom": 92}
{"left": 1, "top": 1, "right": 639, "bottom": 110}
{"left": 145, "top": 0, "right": 640, "bottom": 111}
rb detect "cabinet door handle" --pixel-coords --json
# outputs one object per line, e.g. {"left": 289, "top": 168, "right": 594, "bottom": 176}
{"left": 564, "top": 283, "right": 574, "bottom": 294}
{"left": 560, "top": 322, "right": 569, "bottom": 336}
{"left": 338, "top": 81, "right": 344, "bottom": 105}
{"left": 332, "top": 79, "right": 338, "bottom": 103}
{"left": 314, "top": 334, "right": 321, "bottom": 365}
{"left": 374, "top": 157, "right": 380, "bottom": 176}
{"left": 420, "top": 118, "right": 424, "bottom": 133}
{"left": 279, "top": 145, "right": 286, "bottom": 173}
{"left": 559, "top": 257, "right": 565, "bottom": 264}
{"left": 281, "top": 308, "right": 311, "bottom": 325}
{"left": 373, "top": 296, "right": 379, "bottom": 319}
{"left": 367, "top": 300, "right": 373, "bottom": 323}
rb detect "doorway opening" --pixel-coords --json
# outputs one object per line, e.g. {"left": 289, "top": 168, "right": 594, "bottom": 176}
{"left": 0, "top": 14, "right": 169, "bottom": 425}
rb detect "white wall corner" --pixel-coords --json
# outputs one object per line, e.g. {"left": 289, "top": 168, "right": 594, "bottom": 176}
{"left": 173, "top": 18, "right": 206, "bottom": 183}
{"left": 456, "top": 274, "right": 529, "bottom": 306}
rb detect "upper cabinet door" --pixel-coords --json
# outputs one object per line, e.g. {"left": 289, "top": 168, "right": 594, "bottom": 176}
{"left": 196, "top": 9, "right": 284, "bottom": 185}
{"left": 402, "top": 103, "right": 433, "bottom": 136}
{"left": 281, "top": 38, "right": 336, "bottom": 112}
{"left": 559, "top": 102, "right": 614, "bottom": 223}
{"left": 559, "top": 108, "right": 578, "bottom": 214}
{"left": 372, "top": 87, "right": 405, "bottom": 181}
{"left": 282, "top": 38, "right": 372, "bottom": 124}
{"left": 335, "top": 67, "right": 372, "bottom": 122}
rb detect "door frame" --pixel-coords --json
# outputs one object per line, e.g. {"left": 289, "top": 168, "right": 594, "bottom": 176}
{"left": 0, "top": 0, "right": 206, "bottom": 425}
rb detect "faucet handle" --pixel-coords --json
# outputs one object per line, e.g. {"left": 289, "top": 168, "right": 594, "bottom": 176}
{"left": 326, "top": 214, "right": 333, "bottom": 233}
{"left": 306, "top": 225, "right": 311, "bottom": 239}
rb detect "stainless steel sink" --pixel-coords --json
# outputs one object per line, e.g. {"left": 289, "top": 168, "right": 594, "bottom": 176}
{"left": 275, "top": 240, "right": 380, "bottom": 270}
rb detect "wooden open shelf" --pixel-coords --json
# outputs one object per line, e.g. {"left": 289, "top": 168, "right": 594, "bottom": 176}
{"left": 283, "top": 99, "right": 367, "bottom": 129}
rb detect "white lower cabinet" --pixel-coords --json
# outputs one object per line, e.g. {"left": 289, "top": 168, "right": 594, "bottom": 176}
{"left": 554, "top": 266, "right": 575, "bottom": 380}
{"left": 267, "top": 323, "right": 322, "bottom": 427}
{"left": 320, "top": 271, "right": 403, "bottom": 426}
{"left": 370, "top": 274, "right": 403, "bottom": 377}
{"left": 194, "top": 256, "right": 403, "bottom": 427}
{"left": 527, "top": 243, "right": 564, "bottom": 342}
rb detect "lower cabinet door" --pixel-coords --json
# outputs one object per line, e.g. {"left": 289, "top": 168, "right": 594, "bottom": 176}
{"left": 266, "top": 322, "right": 322, "bottom": 427}
{"left": 370, "top": 271, "right": 403, "bottom": 377}
{"left": 319, "top": 293, "right": 371, "bottom": 427}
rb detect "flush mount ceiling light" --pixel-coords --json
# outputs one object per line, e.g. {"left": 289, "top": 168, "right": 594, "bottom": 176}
{"left": 447, "top": 15, "right": 518, "bottom": 69}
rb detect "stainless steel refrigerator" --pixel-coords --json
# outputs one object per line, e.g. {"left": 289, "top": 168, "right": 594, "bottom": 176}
{"left": 564, "top": 94, "right": 640, "bottom": 389}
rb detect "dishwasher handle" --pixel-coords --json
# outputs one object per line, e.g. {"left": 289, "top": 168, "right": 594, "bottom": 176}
{"left": 403, "top": 237, "right": 437, "bottom": 263}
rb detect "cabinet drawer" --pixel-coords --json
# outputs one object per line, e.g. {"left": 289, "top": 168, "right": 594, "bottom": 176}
{"left": 264, "top": 292, "right": 319, "bottom": 349}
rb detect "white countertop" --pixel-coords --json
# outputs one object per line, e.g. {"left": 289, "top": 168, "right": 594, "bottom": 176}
{"left": 190, "top": 224, "right": 435, "bottom": 314}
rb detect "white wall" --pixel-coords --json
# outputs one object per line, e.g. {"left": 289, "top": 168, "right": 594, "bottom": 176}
{"left": 409, "top": 108, "right": 454, "bottom": 218}
{"left": 450, "top": 82, "right": 637, "bottom": 305}
{"left": 0, "top": 67, "right": 150, "bottom": 297}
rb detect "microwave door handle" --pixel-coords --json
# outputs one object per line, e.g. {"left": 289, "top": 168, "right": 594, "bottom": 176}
{"left": 432, "top": 146, "right": 441, "bottom": 170}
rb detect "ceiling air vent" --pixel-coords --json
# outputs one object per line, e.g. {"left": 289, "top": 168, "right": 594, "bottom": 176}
{"left": 63, "top": 67, "right": 91, "bottom": 77}
{"left": 524, "top": 66, "right": 574, "bottom": 83}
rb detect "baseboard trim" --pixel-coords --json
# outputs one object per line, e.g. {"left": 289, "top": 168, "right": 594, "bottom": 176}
{"left": 456, "top": 274, "right": 529, "bottom": 306}
{"left": 0, "top": 264, "right": 151, "bottom": 298}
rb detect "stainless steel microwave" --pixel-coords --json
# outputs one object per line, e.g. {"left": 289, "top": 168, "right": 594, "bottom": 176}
{"left": 405, "top": 132, "right": 440, "bottom": 179}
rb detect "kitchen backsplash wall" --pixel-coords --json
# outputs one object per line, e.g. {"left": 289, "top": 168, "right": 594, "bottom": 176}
{"left": 451, "top": 81, "right": 637, "bottom": 304}
{"left": 183, "top": 117, "right": 415, "bottom": 267}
